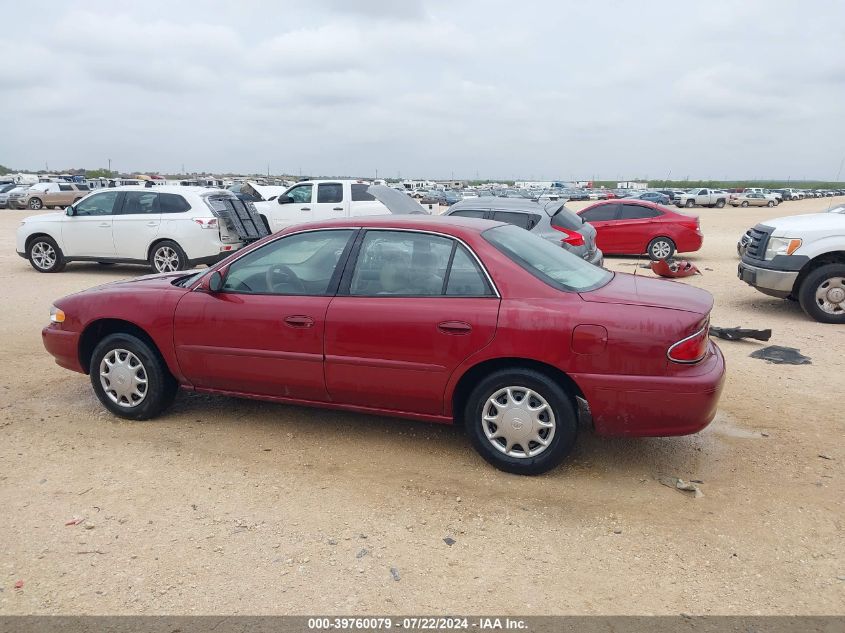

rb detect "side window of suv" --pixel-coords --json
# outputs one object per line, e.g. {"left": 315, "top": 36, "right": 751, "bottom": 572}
{"left": 159, "top": 193, "right": 191, "bottom": 213}
{"left": 59, "top": 184, "right": 73, "bottom": 192}
{"left": 492, "top": 210, "right": 540, "bottom": 230}
{"left": 74, "top": 191, "right": 120, "bottom": 216}
{"left": 285, "top": 184, "right": 312, "bottom": 204}
{"left": 121, "top": 191, "right": 160, "bottom": 215}
{"left": 449, "top": 209, "right": 487, "bottom": 219}
{"left": 317, "top": 183, "right": 343, "bottom": 204}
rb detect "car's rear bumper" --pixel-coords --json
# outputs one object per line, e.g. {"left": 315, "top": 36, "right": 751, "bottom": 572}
{"left": 575, "top": 342, "right": 725, "bottom": 437}
{"left": 42, "top": 325, "right": 84, "bottom": 373}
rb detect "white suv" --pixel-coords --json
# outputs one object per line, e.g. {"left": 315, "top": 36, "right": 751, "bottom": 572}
{"left": 16, "top": 186, "right": 268, "bottom": 274}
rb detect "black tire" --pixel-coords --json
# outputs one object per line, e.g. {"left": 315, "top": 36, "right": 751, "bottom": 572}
{"left": 148, "top": 240, "right": 188, "bottom": 273}
{"left": 767, "top": 201, "right": 774, "bottom": 207}
{"left": 741, "top": 201, "right": 749, "bottom": 207}
{"left": 798, "top": 264, "right": 845, "bottom": 324}
{"left": 715, "top": 199, "right": 726, "bottom": 208}
{"left": 89, "top": 333, "right": 178, "bottom": 420}
{"left": 28, "top": 197, "right": 43, "bottom": 210}
{"left": 647, "top": 236, "right": 676, "bottom": 261}
{"left": 685, "top": 200, "right": 694, "bottom": 208}
{"left": 464, "top": 368, "right": 577, "bottom": 475}
{"left": 26, "top": 235, "right": 66, "bottom": 273}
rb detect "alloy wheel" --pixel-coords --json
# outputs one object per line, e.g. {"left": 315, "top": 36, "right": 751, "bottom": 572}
{"left": 153, "top": 246, "right": 180, "bottom": 272}
{"left": 99, "top": 349, "right": 148, "bottom": 408}
{"left": 651, "top": 240, "right": 672, "bottom": 259}
{"left": 481, "top": 386, "right": 556, "bottom": 459}
{"left": 31, "top": 241, "right": 56, "bottom": 270}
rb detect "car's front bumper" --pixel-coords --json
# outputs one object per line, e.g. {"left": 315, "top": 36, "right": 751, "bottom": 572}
{"left": 42, "top": 324, "right": 84, "bottom": 373}
{"left": 737, "top": 255, "right": 807, "bottom": 298}
{"left": 575, "top": 341, "right": 725, "bottom": 437}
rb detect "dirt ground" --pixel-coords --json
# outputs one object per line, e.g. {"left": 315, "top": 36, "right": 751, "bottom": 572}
{"left": 0, "top": 196, "right": 842, "bottom": 615}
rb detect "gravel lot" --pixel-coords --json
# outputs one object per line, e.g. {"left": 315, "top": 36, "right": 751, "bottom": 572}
{"left": 1, "top": 197, "right": 842, "bottom": 615}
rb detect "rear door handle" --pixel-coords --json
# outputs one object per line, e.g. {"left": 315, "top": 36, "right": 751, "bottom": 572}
{"left": 146, "top": 221, "right": 158, "bottom": 227}
{"left": 300, "top": 207, "right": 311, "bottom": 211}
{"left": 98, "top": 222, "right": 110, "bottom": 228}
{"left": 438, "top": 320, "right": 472, "bottom": 335}
{"left": 284, "top": 315, "right": 315, "bottom": 328}
{"left": 332, "top": 207, "right": 343, "bottom": 211}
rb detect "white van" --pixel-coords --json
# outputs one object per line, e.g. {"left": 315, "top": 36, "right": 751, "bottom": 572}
{"left": 257, "top": 180, "right": 410, "bottom": 232}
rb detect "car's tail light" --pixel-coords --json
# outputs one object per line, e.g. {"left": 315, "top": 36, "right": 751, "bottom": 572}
{"left": 667, "top": 321, "right": 710, "bottom": 364}
{"left": 193, "top": 217, "right": 219, "bottom": 229}
{"left": 552, "top": 225, "right": 585, "bottom": 246}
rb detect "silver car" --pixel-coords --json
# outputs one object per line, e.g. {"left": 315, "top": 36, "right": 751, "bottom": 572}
{"left": 445, "top": 197, "right": 603, "bottom": 265}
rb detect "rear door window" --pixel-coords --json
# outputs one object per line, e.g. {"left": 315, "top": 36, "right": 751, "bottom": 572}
{"left": 580, "top": 204, "right": 620, "bottom": 222}
{"left": 620, "top": 204, "right": 662, "bottom": 219}
{"left": 445, "top": 246, "right": 493, "bottom": 296}
{"left": 317, "top": 183, "right": 343, "bottom": 204}
{"left": 449, "top": 209, "right": 487, "bottom": 219}
{"left": 121, "top": 191, "right": 160, "bottom": 214}
{"left": 159, "top": 193, "right": 191, "bottom": 213}
{"left": 351, "top": 184, "right": 376, "bottom": 201}
{"left": 59, "top": 184, "right": 73, "bottom": 191}
{"left": 491, "top": 210, "right": 540, "bottom": 230}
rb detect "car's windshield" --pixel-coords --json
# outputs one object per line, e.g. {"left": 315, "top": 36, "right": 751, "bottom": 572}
{"left": 483, "top": 225, "right": 611, "bottom": 292}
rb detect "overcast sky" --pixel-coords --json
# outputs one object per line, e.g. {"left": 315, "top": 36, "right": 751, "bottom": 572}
{"left": 2, "top": 0, "right": 844, "bottom": 181}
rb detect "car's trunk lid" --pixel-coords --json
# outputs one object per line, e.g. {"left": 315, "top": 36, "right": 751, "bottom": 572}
{"left": 580, "top": 272, "right": 713, "bottom": 315}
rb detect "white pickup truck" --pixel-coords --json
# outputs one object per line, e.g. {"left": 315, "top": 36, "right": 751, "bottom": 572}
{"left": 737, "top": 204, "right": 845, "bottom": 323}
{"left": 674, "top": 188, "right": 729, "bottom": 209}
{"left": 256, "top": 180, "right": 415, "bottom": 232}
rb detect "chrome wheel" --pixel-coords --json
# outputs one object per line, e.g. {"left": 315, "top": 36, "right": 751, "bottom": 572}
{"left": 651, "top": 240, "right": 672, "bottom": 259}
{"left": 481, "top": 386, "right": 556, "bottom": 459}
{"left": 153, "top": 246, "right": 180, "bottom": 272}
{"left": 31, "top": 241, "right": 56, "bottom": 270}
{"left": 814, "top": 276, "right": 845, "bottom": 315}
{"left": 29, "top": 198, "right": 42, "bottom": 210}
{"left": 99, "top": 349, "right": 148, "bottom": 408}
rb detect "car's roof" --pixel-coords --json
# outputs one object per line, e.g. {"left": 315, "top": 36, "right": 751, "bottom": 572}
{"left": 449, "top": 196, "right": 562, "bottom": 216}
{"left": 582, "top": 198, "right": 671, "bottom": 212}
{"left": 284, "top": 214, "right": 506, "bottom": 235}
{"left": 93, "top": 185, "right": 228, "bottom": 195}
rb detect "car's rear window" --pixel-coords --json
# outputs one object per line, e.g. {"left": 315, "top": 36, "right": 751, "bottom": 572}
{"left": 483, "top": 224, "right": 611, "bottom": 292}
{"left": 550, "top": 205, "right": 583, "bottom": 231}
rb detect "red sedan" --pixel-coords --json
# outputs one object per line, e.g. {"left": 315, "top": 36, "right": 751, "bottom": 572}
{"left": 577, "top": 200, "right": 703, "bottom": 260}
{"left": 42, "top": 215, "right": 724, "bottom": 475}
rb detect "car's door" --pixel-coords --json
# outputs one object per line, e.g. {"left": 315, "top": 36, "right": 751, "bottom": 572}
{"left": 173, "top": 228, "right": 356, "bottom": 400}
{"left": 312, "top": 182, "right": 347, "bottom": 220}
{"left": 112, "top": 190, "right": 162, "bottom": 260}
{"left": 271, "top": 183, "right": 313, "bottom": 231}
{"left": 324, "top": 229, "right": 500, "bottom": 415}
{"left": 55, "top": 184, "right": 76, "bottom": 207}
{"left": 61, "top": 190, "right": 121, "bottom": 257}
{"left": 578, "top": 203, "right": 621, "bottom": 252}
{"left": 614, "top": 203, "right": 662, "bottom": 252}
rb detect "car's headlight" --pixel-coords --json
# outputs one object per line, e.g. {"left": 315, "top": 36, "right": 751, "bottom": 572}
{"left": 50, "top": 306, "right": 65, "bottom": 323}
{"left": 765, "top": 237, "right": 802, "bottom": 260}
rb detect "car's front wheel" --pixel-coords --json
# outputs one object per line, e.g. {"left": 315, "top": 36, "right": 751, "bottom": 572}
{"left": 741, "top": 201, "right": 749, "bottom": 207}
{"left": 465, "top": 369, "right": 577, "bottom": 475}
{"left": 767, "top": 201, "right": 775, "bottom": 207}
{"left": 647, "top": 236, "right": 676, "bottom": 261}
{"left": 685, "top": 200, "right": 694, "bottom": 208}
{"left": 149, "top": 240, "right": 187, "bottom": 273}
{"left": 90, "top": 333, "right": 178, "bottom": 420}
{"left": 27, "top": 236, "right": 66, "bottom": 273}
{"left": 28, "top": 197, "right": 43, "bottom": 210}
{"left": 798, "top": 264, "right": 845, "bottom": 324}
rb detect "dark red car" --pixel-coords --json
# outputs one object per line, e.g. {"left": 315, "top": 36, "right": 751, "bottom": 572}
{"left": 43, "top": 215, "right": 724, "bottom": 475}
{"left": 578, "top": 200, "right": 703, "bottom": 260}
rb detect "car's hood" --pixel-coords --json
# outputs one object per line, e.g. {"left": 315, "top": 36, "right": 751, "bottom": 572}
{"left": 366, "top": 184, "right": 429, "bottom": 214}
{"left": 22, "top": 211, "right": 64, "bottom": 223}
{"left": 82, "top": 270, "right": 198, "bottom": 294}
{"left": 580, "top": 272, "right": 713, "bottom": 315}
{"left": 763, "top": 212, "right": 845, "bottom": 234}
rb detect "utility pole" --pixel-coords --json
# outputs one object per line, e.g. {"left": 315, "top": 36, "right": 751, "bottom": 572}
{"left": 375, "top": 168, "right": 378, "bottom": 181}
{"left": 108, "top": 158, "right": 112, "bottom": 175}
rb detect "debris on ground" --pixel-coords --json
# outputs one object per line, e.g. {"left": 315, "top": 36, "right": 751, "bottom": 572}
{"left": 750, "top": 346, "right": 812, "bottom": 365}
{"left": 659, "top": 476, "right": 704, "bottom": 498}
{"left": 390, "top": 567, "right": 401, "bottom": 581}
{"left": 710, "top": 326, "right": 772, "bottom": 342}
{"left": 64, "top": 516, "right": 84, "bottom": 526}
{"left": 356, "top": 548, "right": 369, "bottom": 559}
{"left": 613, "top": 528, "right": 622, "bottom": 535}
{"left": 651, "top": 259, "right": 701, "bottom": 278}
{"left": 818, "top": 454, "right": 833, "bottom": 460}
{"left": 14, "top": 580, "right": 23, "bottom": 589}
{"left": 443, "top": 537, "right": 456, "bottom": 546}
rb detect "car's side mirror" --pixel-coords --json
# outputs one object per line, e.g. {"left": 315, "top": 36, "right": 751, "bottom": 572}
{"left": 268, "top": 195, "right": 277, "bottom": 201}
{"left": 65, "top": 206, "right": 74, "bottom": 216}
{"left": 278, "top": 195, "right": 293, "bottom": 205}
{"left": 207, "top": 270, "right": 224, "bottom": 293}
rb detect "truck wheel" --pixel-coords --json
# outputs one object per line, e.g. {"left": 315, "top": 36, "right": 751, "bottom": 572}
{"left": 647, "top": 237, "right": 675, "bottom": 261}
{"left": 27, "top": 236, "right": 66, "bottom": 273}
{"left": 798, "top": 264, "right": 845, "bottom": 324}
{"left": 685, "top": 200, "right": 694, "bottom": 208}
{"left": 715, "top": 199, "right": 726, "bottom": 208}
{"left": 741, "top": 201, "right": 749, "bottom": 207}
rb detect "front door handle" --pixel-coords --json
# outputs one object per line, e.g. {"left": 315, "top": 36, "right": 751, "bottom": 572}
{"left": 332, "top": 207, "right": 343, "bottom": 211}
{"left": 437, "top": 320, "right": 472, "bottom": 335}
{"left": 300, "top": 207, "right": 311, "bottom": 211}
{"left": 146, "top": 221, "right": 158, "bottom": 227}
{"left": 98, "top": 222, "right": 110, "bottom": 228}
{"left": 284, "top": 315, "right": 315, "bottom": 328}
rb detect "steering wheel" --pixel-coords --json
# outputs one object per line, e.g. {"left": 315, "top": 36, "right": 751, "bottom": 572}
{"left": 266, "top": 264, "right": 306, "bottom": 293}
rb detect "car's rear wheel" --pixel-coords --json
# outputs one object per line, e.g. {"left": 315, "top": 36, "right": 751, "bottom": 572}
{"left": 90, "top": 333, "right": 178, "bottom": 420}
{"left": 741, "top": 201, "right": 749, "bottom": 207}
{"left": 28, "top": 197, "right": 43, "bottom": 210}
{"left": 465, "top": 368, "right": 577, "bottom": 475}
{"left": 798, "top": 264, "right": 845, "bottom": 324}
{"left": 647, "top": 236, "right": 676, "bottom": 261}
{"left": 149, "top": 240, "right": 187, "bottom": 273}
{"left": 27, "top": 236, "right": 66, "bottom": 273}
{"left": 715, "top": 199, "right": 726, "bottom": 208}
